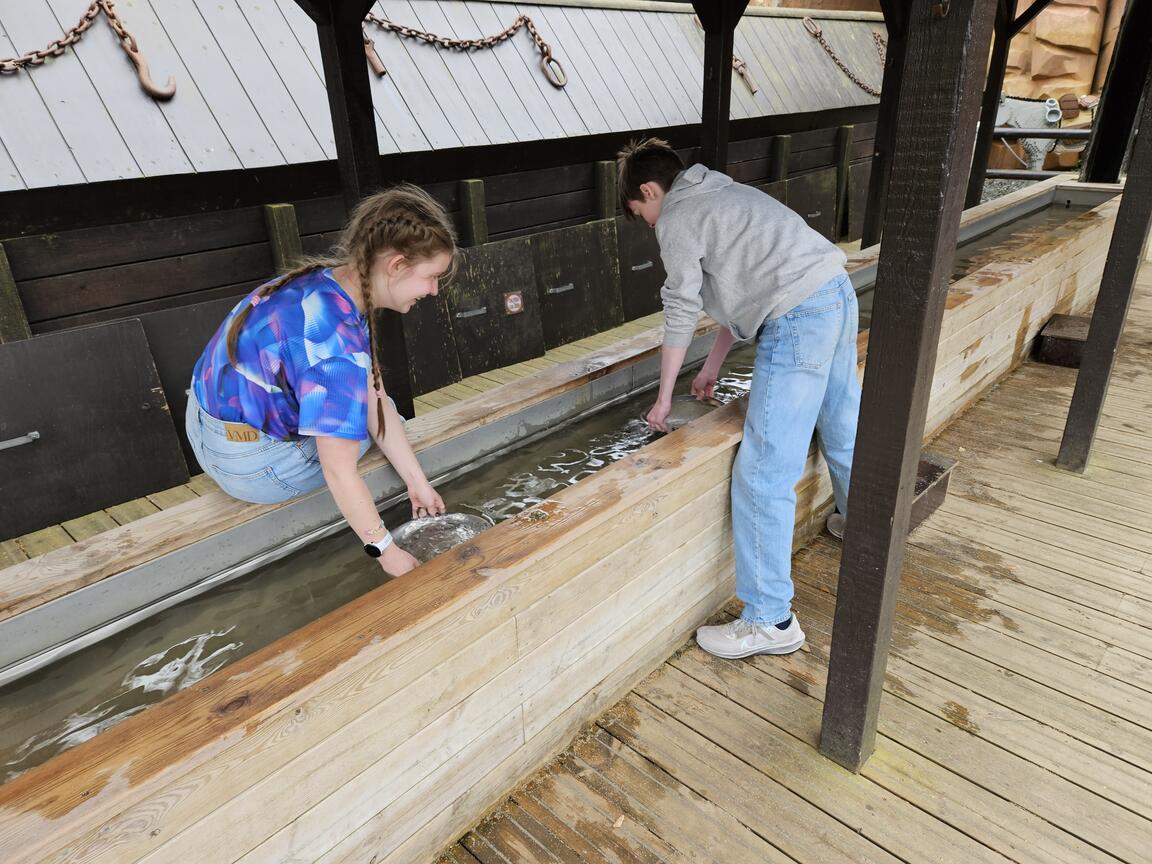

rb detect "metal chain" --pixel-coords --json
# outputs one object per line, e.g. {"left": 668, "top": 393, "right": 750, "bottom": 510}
{"left": 0, "top": 0, "right": 101, "bottom": 73}
{"left": 365, "top": 12, "right": 567, "bottom": 88}
{"left": 803, "top": 17, "right": 886, "bottom": 98}
{"left": 0, "top": 0, "right": 174, "bottom": 99}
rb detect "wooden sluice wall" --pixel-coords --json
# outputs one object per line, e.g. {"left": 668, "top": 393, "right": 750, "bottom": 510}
{"left": 0, "top": 179, "right": 1118, "bottom": 862}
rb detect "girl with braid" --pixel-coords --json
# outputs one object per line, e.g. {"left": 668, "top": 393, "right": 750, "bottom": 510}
{"left": 188, "top": 185, "right": 455, "bottom": 577}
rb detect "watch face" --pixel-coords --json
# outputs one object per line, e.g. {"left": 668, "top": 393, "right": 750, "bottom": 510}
{"left": 364, "top": 543, "right": 383, "bottom": 558}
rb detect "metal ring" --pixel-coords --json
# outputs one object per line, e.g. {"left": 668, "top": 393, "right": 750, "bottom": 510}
{"left": 802, "top": 16, "right": 821, "bottom": 37}
{"left": 542, "top": 56, "right": 567, "bottom": 88}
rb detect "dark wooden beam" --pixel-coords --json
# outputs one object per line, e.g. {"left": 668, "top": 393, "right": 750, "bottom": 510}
{"left": 819, "top": 0, "right": 998, "bottom": 772}
{"left": 693, "top": 0, "right": 751, "bottom": 170}
{"left": 965, "top": 0, "right": 1017, "bottom": 209}
{"left": 0, "top": 244, "right": 32, "bottom": 342}
{"left": 1057, "top": 65, "right": 1152, "bottom": 472}
{"left": 859, "top": 5, "right": 907, "bottom": 248}
{"left": 1082, "top": 0, "right": 1152, "bottom": 184}
{"left": 1009, "top": 0, "right": 1055, "bottom": 38}
{"left": 300, "top": 0, "right": 414, "bottom": 418}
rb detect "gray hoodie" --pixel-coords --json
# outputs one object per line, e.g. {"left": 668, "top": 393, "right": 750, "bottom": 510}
{"left": 655, "top": 164, "right": 848, "bottom": 348}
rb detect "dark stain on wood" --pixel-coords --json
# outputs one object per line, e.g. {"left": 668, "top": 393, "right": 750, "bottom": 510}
{"left": 942, "top": 700, "right": 980, "bottom": 734}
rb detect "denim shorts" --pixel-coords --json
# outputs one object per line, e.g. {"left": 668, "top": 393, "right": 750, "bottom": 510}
{"left": 185, "top": 396, "right": 372, "bottom": 505}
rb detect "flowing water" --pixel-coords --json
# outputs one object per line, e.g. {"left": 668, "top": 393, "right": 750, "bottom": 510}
{"left": 0, "top": 201, "right": 1097, "bottom": 780}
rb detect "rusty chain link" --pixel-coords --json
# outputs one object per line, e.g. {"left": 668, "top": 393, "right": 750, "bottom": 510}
{"left": 803, "top": 17, "right": 886, "bottom": 98}
{"left": 365, "top": 12, "right": 567, "bottom": 88}
{"left": 0, "top": 0, "right": 174, "bottom": 99}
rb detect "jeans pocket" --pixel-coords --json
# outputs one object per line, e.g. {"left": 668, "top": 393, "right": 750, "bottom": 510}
{"left": 787, "top": 301, "right": 841, "bottom": 370}
{"left": 209, "top": 463, "right": 302, "bottom": 504}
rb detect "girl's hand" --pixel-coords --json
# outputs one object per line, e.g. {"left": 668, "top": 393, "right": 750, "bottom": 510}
{"left": 692, "top": 369, "right": 718, "bottom": 401}
{"left": 408, "top": 479, "right": 446, "bottom": 519}
{"left": 379, "top": 543, "right": 421, "bottom": 577}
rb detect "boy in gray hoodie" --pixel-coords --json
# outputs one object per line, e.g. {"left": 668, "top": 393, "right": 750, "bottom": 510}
{"left": 618, "top": 137, "right": 860, "bottom": 659}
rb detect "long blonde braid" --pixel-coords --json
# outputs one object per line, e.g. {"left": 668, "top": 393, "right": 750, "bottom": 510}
{"left": 225, "top": 184, "right": 457, "bottom": 437}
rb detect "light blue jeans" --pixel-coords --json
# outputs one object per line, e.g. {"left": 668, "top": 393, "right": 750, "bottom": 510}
{"left": 185, "top": 396, "right": 372, "bottom": 505}
{"left": 732, "top": 273, "right": 861, "bottom": 626}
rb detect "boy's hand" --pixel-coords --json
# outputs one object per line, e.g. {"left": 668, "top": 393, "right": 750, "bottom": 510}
{"left": 691, "top": 369, "right": 718, "bottom": 401}
{"left": 645, "top": 399, "right": 672, "bottom": 433}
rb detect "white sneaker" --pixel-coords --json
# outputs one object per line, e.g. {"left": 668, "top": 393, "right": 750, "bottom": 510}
{"left": 826, "top": 511, "right": 845, "bottom": 541}
{"left": 695, "top": 615, "right": 805, "bottom": 659}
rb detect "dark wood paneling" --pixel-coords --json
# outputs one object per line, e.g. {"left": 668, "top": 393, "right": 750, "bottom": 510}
{"left": 489, "top": 216, "right": 590, "bottom": 243}
{"left": 486, "top": 189, "right": 597, "bottom": 236}
{"left": 18, "top": 242, "right": 274, "bottom": 323}
{"left": 787, "top": 168, "right": 839, "bottom": 240}
{"left": 444, "top": 238, "right": 545, "bottom": 377}
{"left": 726, "top": 135, "right": 774, "bottom": 163}
{"left": 483, "top": 163, "right": 594, "bottom": 206}
{"left": 616, "top": 216, "right": 665, "bottom": 322}
{"left": 398, "top": 296, "right": 462, "bottom": 397}
{"left": 530, "top": 220, "right": 623, "bottom": 348}
{"left": 136, "top": 296, "right": 240, "bottom": 472}
{"left": 755, "top": 180, "right": 788, "bottom": 204}
{"left": 0, "top": 321, "right": 189, "bottom": 538}
{"left": 848, "top": 160, "right": 873, "bottom": 241}
{"left": 33, "top": 282, "right": 255, "bottom": 335}
{"left": 3, "top": 207, "right": 267, "bottom": 280}
{"left": 791, "top": 146, "right": 837, "bottom": 174}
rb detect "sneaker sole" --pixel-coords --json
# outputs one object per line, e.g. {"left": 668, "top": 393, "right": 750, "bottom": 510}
{"left": 695, "top": 635, "right": 806, "bottom": 660}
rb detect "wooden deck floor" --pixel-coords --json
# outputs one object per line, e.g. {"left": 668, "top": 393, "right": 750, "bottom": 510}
{"left": 438, "top": 267, "right": 1152, "bottom": 863}
{"left": 0, "top": 313, "right": 667, "bottom": 570}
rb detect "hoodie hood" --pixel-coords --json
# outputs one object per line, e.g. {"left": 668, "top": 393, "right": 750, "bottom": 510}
{"left": 663, "top": 164, "right": 734, "bottom": 209}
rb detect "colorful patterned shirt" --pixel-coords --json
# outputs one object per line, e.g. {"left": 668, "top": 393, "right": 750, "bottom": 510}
{"left": 192, "top": 268, "right": 372, "bottom": 440}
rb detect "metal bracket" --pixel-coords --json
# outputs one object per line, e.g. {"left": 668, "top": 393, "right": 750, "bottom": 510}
{"left": 546, "top": 283, "right": 577, "bottom": 295}
{"left": 631, "top": 261, "right": 654, "bottom": 272}
{"left": 455, "top": 307, "right": 487, "bottom": 319}
{"left": 0, "top": 431, "right": 40, "bottom": 451}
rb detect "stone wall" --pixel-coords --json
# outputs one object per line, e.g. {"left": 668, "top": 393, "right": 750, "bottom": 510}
{"left": 1005, "top": 0, "right": 1126, "bottom": 99}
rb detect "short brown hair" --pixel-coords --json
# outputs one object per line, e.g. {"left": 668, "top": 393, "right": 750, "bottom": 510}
{"left": 617, "top": 137, "right": 684, "bottom": 218}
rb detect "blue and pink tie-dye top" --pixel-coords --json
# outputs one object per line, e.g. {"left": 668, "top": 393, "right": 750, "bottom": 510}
{"left": 192, "top": 268, "right": 372, "bottom": 441}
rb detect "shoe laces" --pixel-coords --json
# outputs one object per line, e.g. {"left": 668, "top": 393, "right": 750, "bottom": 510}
{"left": 727, "top": 618, "right": 759, "bottom": 639}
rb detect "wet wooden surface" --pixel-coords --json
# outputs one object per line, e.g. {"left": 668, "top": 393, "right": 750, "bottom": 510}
{"left": 0, "top": 312, "right": 666, "bottom": 567}
{"left": 437, "top": 262, "right": 1152, "bottom": 863}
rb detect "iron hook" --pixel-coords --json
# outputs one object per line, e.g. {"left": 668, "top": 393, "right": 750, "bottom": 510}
{"left": 123, "top": 39, "right": 175, "bottom": 101}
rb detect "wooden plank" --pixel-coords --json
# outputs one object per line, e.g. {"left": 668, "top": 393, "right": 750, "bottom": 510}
{"left": 517, "top": 4, "right": 611, "bottom": 135}
{"left": 486, "top": 188, "right": 596, "bottom": 236}
{"left": 148, "top": 0, "right": 277, "bottom": 169}
{"left": 579, "top": 8, "right": 668, "bottom": 129}
{"left": 626, "top": 667, "right": 1013, "bottom": 864}
{"left": 232, "top": 0, "right": 336, "bottom": 159}
{"left": 0, "top": 539, "right": 27, "bottom": 570}
{"left": 734, "top": 18, "right": 795, "bottom": 116}
{"left": 0, "top": 2, "right": 140, "bottom": 183}
{"left": 263, "top": 204, "right": 304, "bottom": 272}
{"left": 459, "top": 180, "right": 489, "bottom": 247}
{"left": 0, "top": 23, "right": 85, "bottom": 187}
{"left": 463, "top": 3, "right": 564, "bottom": 141}
{"left": 405, "top": 1, "right": 517, "bottom": 144}
{"left": 15, "top": 526, "right": 72, "bottom": 558}
{"left": 437, "top": 1, "right": 542, "bottom": 140}
{"left": 60, "top": 511, "right": 119, "bottom": 543}
{"left": 610, "top": 9, "right": 692, "bottom": 126}
{"left": 40, "top": 0, "right": 193, "bottom": 178}
{"left": 187, "top": 473, "right": 218, "bottom": 495}
{"left": 821, "top": 0, "right": 998, "bottom": 771}
{"left": 672, "top": 617, "right": 1147, "bottom": 864}
{"left": 192, "top": 0, "right": 327, "bottom": 163}
{"left": 106, "top": 497, "right": 162, "bottom": 526}
{"left": 19, "top": 242, "right": 274, "bottom": 323}
{"left": 639, "top": 12, "right": 704, "bottom": 122}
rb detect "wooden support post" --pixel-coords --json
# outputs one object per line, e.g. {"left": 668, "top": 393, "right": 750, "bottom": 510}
{"left": 1008, "top": 0, "right": 1055, "bottom": 37}
{"left": 860, "top": 3, "right": 907, "bottom": 248}
{"left": 0, "top": 244, "right": 31, "bottom": 343}
{"left": 770, "top": 134, "right": 791, "bottom": 183}
{"left": 693, "top": 0, "right": 751, "bottom": 170}
{"left": 819, "top": 0, "right": 998, "bottom": 772}
{"left": 263, "top": 204, "right": 304, "bottom": 273}
{"left": 595, "top": 160, "right": 617, "bottom": 221}
{"left": 965, "top": 0, "right": 1017, "bottom": 209}
{"left": 297, "top": 0, "right": 414, "bottom": 419}
{"left": 834, "top": 126, "right": 854, "bottom": 239}
{"left": 1082, "top": 0, "right": 1152, "bottom": 183}
{"left": 1057, "top": 66, "right": 1152, "bottom": 472}
{"left": 459, "top": 180, "right": 488, "bottom": 246}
